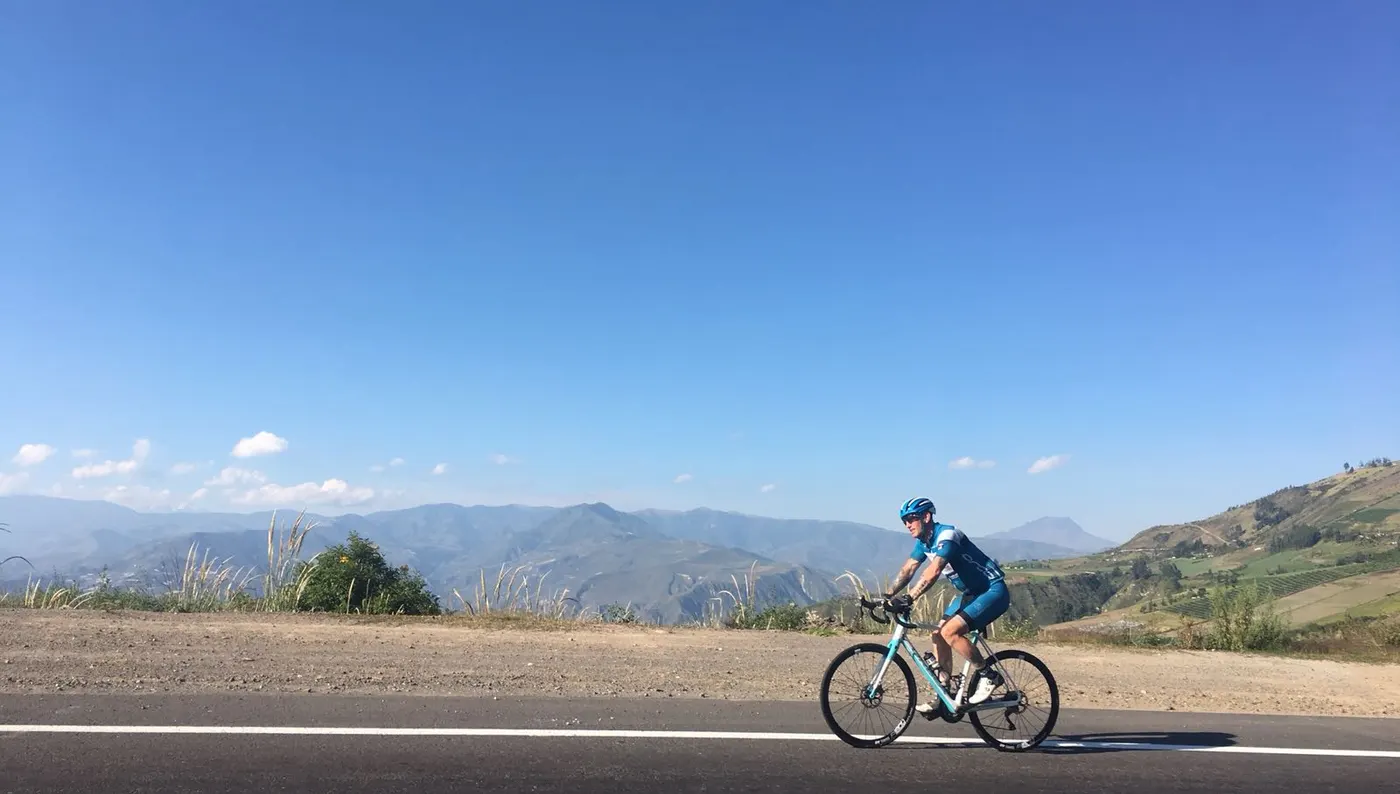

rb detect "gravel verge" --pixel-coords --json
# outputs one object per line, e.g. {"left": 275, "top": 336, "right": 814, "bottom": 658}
{"left": 2, "top": 610, "right": 1396, "bottom": 717}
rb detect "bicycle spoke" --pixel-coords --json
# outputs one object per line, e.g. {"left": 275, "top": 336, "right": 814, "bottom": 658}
{"left": 819, "top": 643, "right": 915, "bottom": 745}
{"left": 970, "top": 654, "right": 1056, "bottom": 748}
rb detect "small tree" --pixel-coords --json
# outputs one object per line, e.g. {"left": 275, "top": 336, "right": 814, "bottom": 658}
{"left": 1159, "top": 560, "right": 1182, "bottom": 592}
{"left": 295, "top": 531, "right": 441, "bottom": 615}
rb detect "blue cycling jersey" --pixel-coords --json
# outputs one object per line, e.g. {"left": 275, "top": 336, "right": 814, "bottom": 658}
{"left": 910, "top": 522, "right": 1005, "bottom": 595}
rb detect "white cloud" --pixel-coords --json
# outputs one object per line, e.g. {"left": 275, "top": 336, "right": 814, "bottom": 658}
{"left": 759, "top": 483, "right": 776, "bottom": 493}
{"left": 432, "top": 463, "right": 448, "bottom": 475}
{"left": 673, "top": 473, "right": 693, "bottom": 484}
{"left": 948, "top": 456, "right": 996, "bottom": 470}
{"left": 101, "top": 484, "right": 175, "bottom": 511}
{"left": 0, "top": 471, "right": 30, "bottom": 494}
{"left": 489, "top": 453, "right": 518, "bottom": 465}
{"left": 370, "top": 457, "right": 406, "bottom": 473}
{"left": 1027, "top": 454, "right": 1070, "bottom": 475}
{"left": 71, "top": 448, "right": 97, "bottom": 459}
{"left": 71, "top": 438, "right": 151, "bottom": 479}
{"left": 231, "top": 431, "right": 288, "bottom": 458}
{"left": 170, "top": 461, "right": 201, "bottom": 475}
{"left": 229, "top": 478, "right": 375, "bottom": 507}
{"left": 101, "top": 484, "right": 207, "bottom": 512}
{"left": 13, "top": 443, "right": 56, "bottom": 467}
{"left": 204, "top": 466, "right": 268, "bottom": 487}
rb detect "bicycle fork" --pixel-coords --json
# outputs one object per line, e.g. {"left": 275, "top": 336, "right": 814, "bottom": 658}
{"left": 867, "top": 621, "right": 965, "bottom": 714}
{"left": 864, "top": 621, "right": 908, "bottom": 703}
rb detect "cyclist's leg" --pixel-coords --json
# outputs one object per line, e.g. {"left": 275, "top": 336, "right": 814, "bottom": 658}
{"left": 938, "top": 582, "right": 1010, "bottom": 665}
{"left": 963, "top": 579, "right": 1010, "bottom": 634}
{"left": 955, "top": 582, "right": 1011, "bottom": 703}
{"left": 937, "top": 612, "right": 980, "bottom": 668}
{"left": 931, "top": 593, "right": 962, "bottom": 683}
{"left": 917, "top": 596, "right": 962, "bottom": 715}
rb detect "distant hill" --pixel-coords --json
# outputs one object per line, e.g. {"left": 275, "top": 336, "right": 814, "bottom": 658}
{"left": 1118, "top": 461, "right": 1400, "bottom": 555}
{"left": 1034, "top": 459, "right": 1400, "bottom": 634}
{"left": 0, "top": 494, "right": 315, "bottom": 566}
{"left": 0, "top": 499, "right": 843, "bottom": 623}
{"left": 0, "top": 496, "right": 1088, "bottom": 623}
{"left": 631, "top": 508, "right": 1083, "bottom": 575}
{"left": 11, "top": 463, "right": 1381, "bottom": 631}
{"left": 979, "top": 516, "right": 1116, "bottom": 554}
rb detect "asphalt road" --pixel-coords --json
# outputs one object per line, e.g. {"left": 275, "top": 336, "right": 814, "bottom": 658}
{"left": 3, "top": 694, "right": 1397, "bottom": 792}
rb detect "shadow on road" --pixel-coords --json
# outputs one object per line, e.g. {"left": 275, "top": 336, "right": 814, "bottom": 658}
{"left": 877, "top": 729, "right": 1240, "bottom": 754}
{"left": 1036, "top": 731, "right": 1239, "bottom": 755}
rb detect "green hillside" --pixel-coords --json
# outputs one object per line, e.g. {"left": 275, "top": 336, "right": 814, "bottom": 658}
{"left": 1117, "top": 458, "right": 1400, "bottom": 556}
{"left": 1029, "top": 459, "right": 1400, "bottom": 645}
{"left": 812, "top": 460, "right": 1400, "bottom": 641}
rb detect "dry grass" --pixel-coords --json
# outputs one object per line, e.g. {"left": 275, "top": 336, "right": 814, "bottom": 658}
{"left": 450, "top": 563, "right": 587, "bottom": 621}
{"left": 0, "top": 521, "right": 33, "bottom": 575}
{"left": 0, "top": 511, "right": 322, "bottom": 613}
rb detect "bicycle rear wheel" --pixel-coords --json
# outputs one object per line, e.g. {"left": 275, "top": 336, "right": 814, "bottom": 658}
{"left": 818, "top": 642, "right": 917, "bottom": 748}
{"left": 967, "top": 648, "right": 1059, "bottom": 751}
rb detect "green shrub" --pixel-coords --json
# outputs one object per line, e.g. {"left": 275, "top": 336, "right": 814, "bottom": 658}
{"left": 731, "top": 602, "right": 808, "bottom": 630}
{"left": 600, "top": 603, "right": 639, "bottom": 624}
{"left": 294, "top": 531, "right": 440, "bottom": 615}
{"left": 1205, "top": 580, "right": 1288, "bottom": 651}
{"left": 993, "top": 616, "right": 1040, "bottom": 640}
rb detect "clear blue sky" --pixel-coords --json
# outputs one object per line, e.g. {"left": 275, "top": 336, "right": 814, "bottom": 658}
{"left": 2, "top": 1, "right": 1396, "bottom": 540}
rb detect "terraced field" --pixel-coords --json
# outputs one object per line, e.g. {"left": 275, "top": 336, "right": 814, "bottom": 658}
{"left": 1165, "top": 548, "right": 1400, "bottom": 619}
{"left": 1272, "top": 570, "right": 1400, "bottom": 625}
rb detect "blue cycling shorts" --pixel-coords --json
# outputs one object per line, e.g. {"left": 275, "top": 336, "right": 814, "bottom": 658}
{"left": 942, "top": 579, "right": 1010, "bottom": 632}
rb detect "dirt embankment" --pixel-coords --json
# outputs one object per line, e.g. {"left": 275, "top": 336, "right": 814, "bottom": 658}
{"left": 1, "top": 610, "right": 1397, "bottom": 717}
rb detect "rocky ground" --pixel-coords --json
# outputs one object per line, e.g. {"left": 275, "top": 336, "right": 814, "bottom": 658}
{"left": 2, "top": 610, "right": 1397, "bottom": 717}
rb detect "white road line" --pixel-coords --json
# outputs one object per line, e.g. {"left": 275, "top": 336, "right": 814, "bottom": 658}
{"left": 2, "top": 724, "right": 1399, "bottom": 758}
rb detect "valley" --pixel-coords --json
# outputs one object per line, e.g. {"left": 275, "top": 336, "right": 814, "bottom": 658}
{"left": 3, "top": 458, "right": 1399, "bottom": 654}
{"left": 1030, "top": 461, "right": 1400, "bottom": 654}
{"left": 0, "top": 495, "right": 1098, "bottom": 624}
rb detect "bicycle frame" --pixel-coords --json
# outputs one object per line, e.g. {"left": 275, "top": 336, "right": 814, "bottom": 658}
{"left": 862, "top": 599, "right": 1021, "bottom": 714}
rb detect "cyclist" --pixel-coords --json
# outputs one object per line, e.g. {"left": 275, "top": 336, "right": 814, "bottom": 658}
{"left": 882, "top": 496, "right": 1008, "bottom": 711}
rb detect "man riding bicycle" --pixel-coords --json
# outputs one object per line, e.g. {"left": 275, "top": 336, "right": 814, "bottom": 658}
{"left": 882, "top": 497, "right": 1009, "bottom": 711}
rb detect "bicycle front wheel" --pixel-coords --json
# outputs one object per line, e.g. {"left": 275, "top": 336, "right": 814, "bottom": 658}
{"left": 818, "top": 642, "right": 917, "bottom": 748}
{"left": 967, "top": 648, "right": 1059, "bottom": 751}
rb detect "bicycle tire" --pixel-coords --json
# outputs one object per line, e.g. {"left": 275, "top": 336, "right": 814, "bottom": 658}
{"left": 967, "top": 648, "right": 1059, "bottom": 752}
{"left": 818, "top": 642, "right": 917, "bottom": 748}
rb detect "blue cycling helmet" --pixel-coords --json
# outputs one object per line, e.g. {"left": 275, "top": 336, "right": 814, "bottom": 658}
{"left": 899, "top": 497, "right": 936, "bottom": 521}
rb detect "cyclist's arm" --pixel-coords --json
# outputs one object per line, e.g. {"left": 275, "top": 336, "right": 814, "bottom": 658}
{"left": 909, "top": 555, "right": 947, "bottom": 600}
{"left": 887, "top": 557, "right": 921, "bottom": 595}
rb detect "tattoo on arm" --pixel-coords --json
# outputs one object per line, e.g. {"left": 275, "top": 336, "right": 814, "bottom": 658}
{"left": 909, "top": 557, "right": 945, "bottom": 599}
{"left": 888, "top": 560, "right": 918, "bottom": 594}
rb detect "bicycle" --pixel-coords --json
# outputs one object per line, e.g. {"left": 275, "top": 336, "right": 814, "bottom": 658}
{"left": 818, "top": 595, "right": 1059, "bottom": 751}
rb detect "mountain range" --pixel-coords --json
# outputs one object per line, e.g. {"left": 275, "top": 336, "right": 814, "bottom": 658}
{"left": 0, "top": 495, "right": 1115, "bottom": 623}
